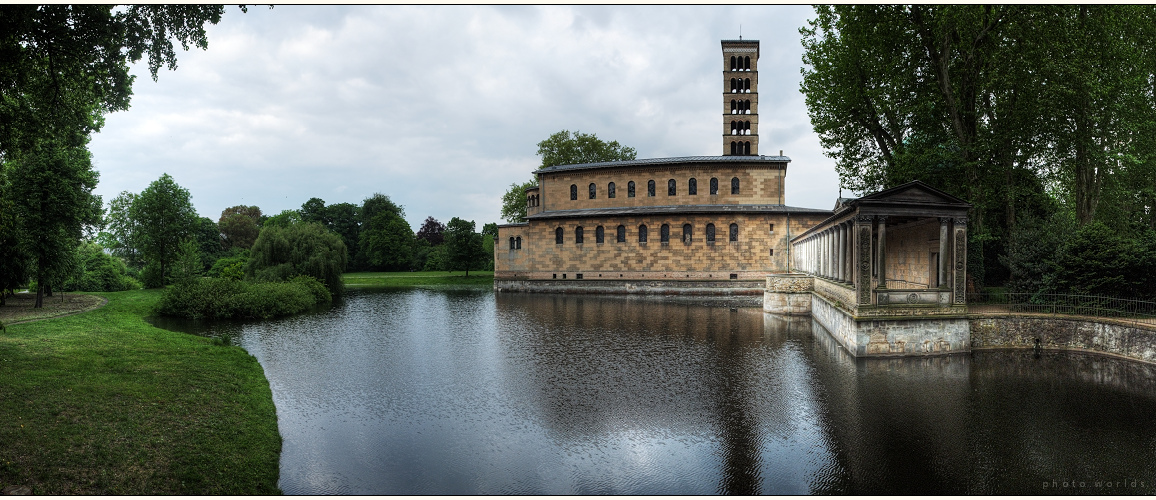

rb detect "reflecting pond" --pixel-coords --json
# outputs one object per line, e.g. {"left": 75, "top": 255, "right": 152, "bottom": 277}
{"left": 150, "top": 287, "right": 1156, "bottom": 494}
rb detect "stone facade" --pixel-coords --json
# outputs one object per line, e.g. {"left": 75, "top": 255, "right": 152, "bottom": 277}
{"left": 812, "top": 293, "right": 971, "bottom": 357}
{"left": 496, "top": 210, "right": 828, "bottom": 281}
{"left": 722, "top": 39, "right": 760, "bottom": 156}
{"left": 763, "top": 273, "right": 814, "bottom": 315}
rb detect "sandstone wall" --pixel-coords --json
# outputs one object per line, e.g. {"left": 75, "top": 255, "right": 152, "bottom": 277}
{"left": 496, "top": 212, "right": 828, "bottom": 277}
{"left": 970, "top": 315, "right": 1156, "bottom": 365}
{"left": 538, "top": 163, "right": 787, "bottom": 212}
{"left": 885, "top": 218, "right": 939, "bottom": 289}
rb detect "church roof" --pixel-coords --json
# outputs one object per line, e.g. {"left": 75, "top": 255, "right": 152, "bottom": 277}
{"left": 538, "top": 155, "right": 790, "bottom": 174}
{"left": 525, "top": 203, "right": 830, "bottom": 221}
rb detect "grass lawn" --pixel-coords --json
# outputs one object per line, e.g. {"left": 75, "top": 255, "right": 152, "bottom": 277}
{"left": 0, "top": 289, "right": 281, "bottom": 494}
{"left": 343, "top": 270, "right": 494, "bottom": 287}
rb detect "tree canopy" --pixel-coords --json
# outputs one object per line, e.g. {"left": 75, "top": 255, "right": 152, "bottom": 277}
{"left": 800, "top": 5, "right": 1156, "bottom": 289}
{"left": 500, "top": 130, "right": 637, "bottom": 223}
{"left": 131, "top": 173, "right": 197, "bottom": 287}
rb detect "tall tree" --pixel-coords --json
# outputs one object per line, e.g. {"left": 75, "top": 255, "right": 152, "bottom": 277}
{"left": 360, "top": 211, "right": 414, "bottom": 271}
{"left": 248, "top": 222, "right": 347, "bottom": 296}
{"left": 131, "top": 173, "right": 197, "bottom": 287}
{"left": 415, "top": 216, "right": 446, "bottom": 246}
{"left": 500, "top": 130, "right": 637, "bottom": 223}
{"left": 300, "top": 197, "right": 328, "bottom": 225}
{"left": 97, "top": 191, "right": 142, "bottom": 268}
{"left": 444, "top": 217, "right": 484, "bottom": 277}
{"left": 8, "top": 139, "right": 100, "bottom": 307}
{"left": 219, "top": 206, "right": 262, "bottom": 250}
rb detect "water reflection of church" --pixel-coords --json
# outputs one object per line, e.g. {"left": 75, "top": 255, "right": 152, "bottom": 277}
{"left": 493, "top": 38, "right": 971, "bottom": 357}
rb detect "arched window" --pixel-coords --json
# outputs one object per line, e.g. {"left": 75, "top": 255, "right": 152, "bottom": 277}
{"left": 660, "top": 224, "right": 670, "bottom": 243}
{"left": 667, "top": 179, "right": 676, "bottom": 196}
{"left": 515, "top": 236, "right": 521, "bottom": 249}
{"left": 744, "top": 121, "right": 750, "bottom": 134}
{"left": 730, "top": 100, "right": 737, "bottom": 114}
{"left": 710, "top": 177, "right": 718, "bottom": 195}
{"left": 509, "top": 237, "right": 515, "bottom": 250}
{"left": 731, "top": 176, "right": 740, "bottom": 194}
{"left": 744, "top": 56, "right": 750, "bottom": 70}
{"left": 589, "top": 183, "right": 596, "bottom": 200}
{"left": 628, "top": 181, "right": 636, "bottom": 197}
{"left": 729, "top": 223, "right": 739, "bottom": 242}
{"left": 682, "top": 224, "right": 692, "bottom": 244}
{"left": 730, "top": 120, "right": 737, "bottom": 135}
{"left": 555, "top": 227, "right": 564, "bottom": 244}
{"left": 688, "top": 178, "right": 697, "bottom": 195}
{"left": 595, "top": 226, "right": 605, "bottom": 244}
{"left": 744, "top": 142, "right": 751, "bottom": 155}
{"left": 575, "top": 226, "right": 584, "bottom": 244}
{"left": 647, "top": 180, "right": 655, "bottom": 197}
{"left": 608, "top": 182, "right": 616, "bottom": 198}
{"left": 744, "top": 78, "right": 750, "bottom": 92}
{"left": 570, "top": 184, "right": 577, "bottom": 200}
{"left": 730, "top": 78, "right": 737, "bottom": 93}
{"left": 706, "top": 223, "right": 716, "bottom": 242}
{"left": 616, "top": 225, "right": 626, "bottom": 242}
{"left": 730, "top": 142, "right": 737, "bottom": 155}
{"left": 638, "top": 224, "right": 648, "bottom": 243}
{"left": 744, "top": 100, "right": 751, "bottom": 114}
{"left": 729, "top": 56, "right": 736, "bottom": 70}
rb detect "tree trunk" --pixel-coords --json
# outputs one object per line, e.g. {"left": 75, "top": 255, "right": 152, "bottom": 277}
{"left": 35, "top": 273, "right": 44, "bottom": 309}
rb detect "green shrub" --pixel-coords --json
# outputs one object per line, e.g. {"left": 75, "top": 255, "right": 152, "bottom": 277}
{"left": 248, "top": 222, "right": 346, "bottom": 296}
{"left": 156, "top": 277, "right": 329, "bottom": 320}
{"left": 62, "top": 242, "right": 141, "bottom": 292}
{"left": 209, "top": 253, "right": 249, "bottom": 280}
{"left": 291, "top": 275, "right": 331, "bottom": 304}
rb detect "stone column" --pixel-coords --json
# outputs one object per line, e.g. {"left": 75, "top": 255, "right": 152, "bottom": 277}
{"left": 938, "top": 217, "right": 949, "bottom": 288}
{"left": 845, "top": 222, "right": 854, "bottom": 283}
{"left": 841, "top": 224, "right": 850, "bottom": 282}
{"left": 856, "top": 215, "right": 873, "bottom": 305}
{"left": 953, "top": 218, "right": 967, "bottom": 304}
{"left": 876, "top": 216, "right": 888, "bottom": 289}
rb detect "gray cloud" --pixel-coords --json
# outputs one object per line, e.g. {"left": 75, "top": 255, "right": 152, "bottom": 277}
{"left": 88, "top": 5, "right": 842, "bottom": 230}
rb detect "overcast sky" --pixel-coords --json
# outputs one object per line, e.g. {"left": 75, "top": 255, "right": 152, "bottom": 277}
{"left": 88, "top": 5, "right": 842, "bottom": 231}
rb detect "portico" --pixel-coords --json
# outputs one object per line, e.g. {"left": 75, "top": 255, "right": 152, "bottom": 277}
{"left": 768, "top": 181, "right": 973, "bottom": 357}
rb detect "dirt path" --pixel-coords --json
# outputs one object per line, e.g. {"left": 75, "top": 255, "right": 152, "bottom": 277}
{"left": 0, "top": 292, "right": 109, "bottom": 327}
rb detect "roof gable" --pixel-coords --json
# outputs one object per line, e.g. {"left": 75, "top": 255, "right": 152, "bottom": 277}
{"left": 856, "top": 180, "right": 968, "bottom": 206}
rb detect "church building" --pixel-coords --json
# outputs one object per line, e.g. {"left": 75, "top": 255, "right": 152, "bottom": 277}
{"left": 494, "top": 39, "right": 832, "bottom": 294}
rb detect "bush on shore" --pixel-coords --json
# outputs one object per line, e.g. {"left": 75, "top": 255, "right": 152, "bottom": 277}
{"left": 156, "top": 275, "right": 330, "bottom": 320}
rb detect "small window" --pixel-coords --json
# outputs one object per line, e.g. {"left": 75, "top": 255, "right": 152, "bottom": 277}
{"left": 769, "top": 224, "right": 774, "bottom": 232}
{"left": 668, "top": 179, "right": 676, "bottom": 196}
{"left": 575, "top": 226, "right": 584, "bottom": 244}
{"left": 608, "top": 182, "right": 616, "bottom": 198}
{"left": 595, "top": 226, "right": 605, "bottom": 244}
{"left": 589, "top": 183, "right": 596, "bottom": 200}
{"left": 769, "top": 248, "right": 774, "bottom": 257}
{"left": 729, "top": 223, "right": 738, "bottom": 242}
{"left": 647, "top": 180, "right": 655, "bottom": 197}
{"left": 515, "top": 236, "right": 521, "bottom": 249}
{"left": 509, "top": 237, "right": 515, "bottom": 250}
{"left": 682, "top": 224, "right": 692, "bottom": 244}
{"left": 617, "top": 225, "right": 626, "bottom": 243}
{"left": 638, "top": 224, "right": 648, "bottom": 243}
{"left": 710, "top": 177, "right": 718, "bottom": 195}
{"left": 731, "top": 177, "right": 740, "bottom": 195}
{"left": 706, "top": 223, "right": 716, "bottom": 242}
{"left": 628, "top": 181, "right": 636, "bottom": 197}
{"left": 689, "top": 178, "right": 697, "bottom": 195}
{"left": 660, "top": 224, "right": 670, "bottom": 243}
{"left": 570, "top": 185, "right": 577, "bottom": 200}
{"left": 555, "top": 227, "right": 563, "bottom": 244}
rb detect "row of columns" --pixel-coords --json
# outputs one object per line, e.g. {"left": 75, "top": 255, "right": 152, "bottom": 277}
{"left": 793, "top": 220, "right": 855, "bottom": 284}
{"left": 793, "top": 216, "right": 958, "bottom": 292}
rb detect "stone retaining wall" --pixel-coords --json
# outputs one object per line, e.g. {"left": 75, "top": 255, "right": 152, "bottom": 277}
{"left": 970, "top": 315, "right": 1156, "bottom": 365}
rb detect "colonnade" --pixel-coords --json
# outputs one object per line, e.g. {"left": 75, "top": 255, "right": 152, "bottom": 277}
{"left": 793, "top": 219, "right": 856, "bottom": 284}
{"left": 792, "top": 216, "right": 960, "bottom": 297}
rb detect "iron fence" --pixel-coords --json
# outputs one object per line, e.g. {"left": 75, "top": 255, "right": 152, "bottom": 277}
{"left": 966, "top": 291, "right": 1156, "bottom": 328}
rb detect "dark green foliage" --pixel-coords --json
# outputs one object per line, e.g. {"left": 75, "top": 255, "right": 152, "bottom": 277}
{"left": 0, "top": 167, "right": 31, "bottom": 301}
{"left": 423, "top": 244, "right": 449, "bottom": 272}
{"left": 325, "top": 202, "right": 361, "bottom": 262}
{"left": 261, "top": 209, "right": 301, "bottom": 228}
{"left": 500, "top": 180, "right": 537, "bottom": 224}
{"left": 8, "top": 139, "right": 100, "bottom": 307}
{"left": 360, "top": 211, "right": 414, "bottom": 271}
{"left": 444, "top": 217, "right": 485, "bottom": 276}
{"left": 208, "top": 249, "right": 248, "bottom": 280}
{"left": 192, "top": 217, "right": 224, "bottom": 271}
{"left": 1046, "top": 222, "right": 1148, "bottom": 299}
{"left": 416, "top": 216, "right": 445, "bottom": 246}
{"left": 131, "top": 174, "right": 197, "bottom": 288}
{"left": 155, "top": 277, "right": 323, "bottom": 320}
{"left": 60, "top": 242, "right": 139, "bottom": 292}
{"left": 248, "top": 222, "right": 347, "bottom": 296}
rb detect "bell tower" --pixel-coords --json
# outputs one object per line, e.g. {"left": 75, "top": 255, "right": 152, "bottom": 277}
{"left": 722, "top": 39, "right": 759, "bottom": 156}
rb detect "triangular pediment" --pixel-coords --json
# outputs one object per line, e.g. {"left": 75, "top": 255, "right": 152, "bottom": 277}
{"left": 857, "top": 180, "right": 968, "bottom": 205}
